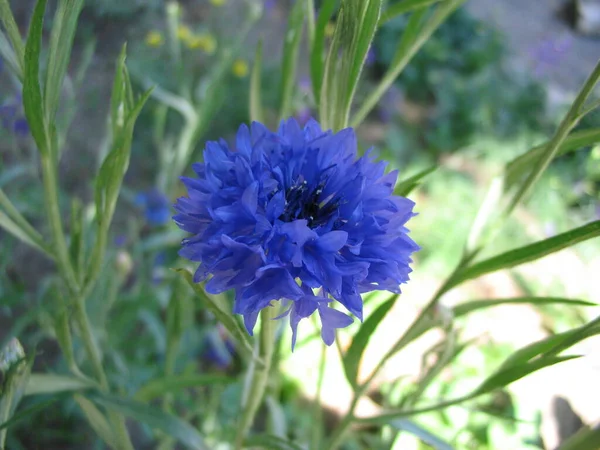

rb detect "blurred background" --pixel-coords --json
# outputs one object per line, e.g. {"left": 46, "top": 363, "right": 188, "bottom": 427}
{"left": 1, "top": 0, "right": 599, "bottom": 449}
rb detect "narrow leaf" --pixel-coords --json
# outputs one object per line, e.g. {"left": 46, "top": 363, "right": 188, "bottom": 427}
{"left": 394, "top": 166, "right": 437, "bottom": 196}
{"left": 388, "top": 419, "right": 454, "bottom": 450}
{"left": 244, "top": 434, "right": 305, "bottom": 450}
{"left": 90, "top": 392, "right": 207, "bottom": 450}
{"left": 0, "top": 398, "right": 58, "bottom": 432}
{"left": 309, "top": 0, "right": 337, "bottom": 109}
{"left": 249, "top": 39, "right": 264, "bottom": 123}
{"left": 134, "top": 374, "right": 234, "bottom": 403}
{"left": 0, "top": 210, "right": 50, "bottom": 256}
{"left": 0, "top": 29, "right": 22, "bottom": 78}
{"left": 453, "top": 297, "right": 596, "bottom": 318}
{"left": 176, "top": 268, "right": 255, "bottom": 361}
{"left": 379, "top": 0, "right": 444, "bottom": 25}
{"left": 74, "top": 394, "right": 117, "bottom": 449}
{"left": 279, "top": 0, "right": 305, "bottom": 119}
{"left": 22, "top": 0, "right": 49, "bottom": 156}
{"left": 25, "top": 374, "right": 95, "bottom": 396}
{"left": 447, "top": 220, "right": 600, "bottom": 291}
{"left": 0, "top": 0, "right": 24, "bottom": 77}
{"left": 344, "top": 295, "right": 396, "bottom": 386}
{"left": 557, "top": 423, "right": 600, "bottom": 450}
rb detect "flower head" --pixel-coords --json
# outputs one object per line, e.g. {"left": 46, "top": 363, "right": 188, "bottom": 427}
{"left": 145, "top": 31, "right": 164, "bottom": 48}
{"left": 232, "top": 59, "right": 249, "bottom": 78}
{"left": 174, "top": 118, "right": 418, "bottom": 348}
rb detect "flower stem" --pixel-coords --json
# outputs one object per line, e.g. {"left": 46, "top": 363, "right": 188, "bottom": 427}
{"left": 310, "top": 343, "right": 327, "bottom": 450}
{"left": 235, "top": 306, "right": 277, "bottom": 449}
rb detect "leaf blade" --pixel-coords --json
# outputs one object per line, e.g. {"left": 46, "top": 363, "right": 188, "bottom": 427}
{"left": 134, "top": 374, "right": 235, "bottom": 403}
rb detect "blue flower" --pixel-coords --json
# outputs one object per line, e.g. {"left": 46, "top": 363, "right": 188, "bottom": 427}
{"left": 135, "top": 189, "right": 171, "bottom": 226}
{"left": 174, "top": 118, "right": 419, "bottom": 348}
{"left": 0, "top": 95, "right": 29, "bottom": 137}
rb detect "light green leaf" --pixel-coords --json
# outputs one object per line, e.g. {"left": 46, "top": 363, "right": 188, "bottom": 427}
{"left": 22, "top": 0, "right": 49, "bottom": 156}
{"left": 351, "top": 0, "right": 466, "bottom": 127}
{"left": 176, "top": 268, "right": 256, "bottom": 362}
{"left": 74, "top": 394, "right": 117, "bottom": 449}
{"left": 505, "top": 128, "right": 600, "bottom": 190}
{"left": 43, "top": 0, "right": 84, "bottom": 125}
{"left": 379, "top": 0, "right": 444, "bottom": 25}
{"left": 453, "top": 297, "right": 596, "bottom": 319}
{"left": 244, "top": 434, "right": 305, "bottom": 450}
{"left": 0, "top": 210, "right": 50, "bottom": 257}
{"left": 0, "top": 353, "right": 33, "bottom": 446}
{"left": 388, "top": 419, "right": 454, "bottom": 450}
{"left": 279, "top": 0, "right": 305, "bottom": 120}
{"left": 0, "top": 398, "right": 58, "bottom": 432}
{"left": 24, "top": 374, "right": 95, "bottom": 396}
{"left": 394, "top": 166, "right": 437, "bottom": 197}
{"left": 90, "top": 392, "right": 207, "bottom": 450}
{"left": 0, "top": 0, "right": 24, "bottom": 78}
{"left": 557, "top": 423, "right": 600, "bottom": 450}
{"left": 250, "top": 39, "right": 264, "bottom": 123}
{"left": 309, "top": 0, "right": 336, "bottom": 109}
{"left": 134, "top": 374, "right": 234, "bottom": 403}
{"left": 0, "top": 29, "right": 22, "bottom": 79}
{"left": 68, "top": 198, "right": 85, "bottom": 282}
{"left": 446, "top": 220, "right": 600, "bottom": 291}
{"left": 344, "top": 295, "right": 396, "bottom": 387}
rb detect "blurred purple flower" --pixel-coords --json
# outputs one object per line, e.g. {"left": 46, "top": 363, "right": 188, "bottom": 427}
{"left": 203, "top": 325, "right": 235, "bottom": 369}
{"left": 296, "top": 106, "right": 312, "bottom": 126}
{"left": 135, "top": 189, "right": 171, "bottom": 226}
{"left": 0, "top": 95, "right": 29, "bottom": 137}
{"left": 365, "top": 46, "right": 376, "bottom": 66}
{"left": 529, "top": 35, "right": 572, "bottom": 77}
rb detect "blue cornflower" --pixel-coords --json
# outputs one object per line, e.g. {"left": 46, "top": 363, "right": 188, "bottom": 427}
{"left": 135, "top": 189, "right": 171, "bottom": 226}
{"left": 0, "top": 94, "right": 29, "bottom": 137}
{"left": 174, "top": 118, "right": 419, "bottom": 348}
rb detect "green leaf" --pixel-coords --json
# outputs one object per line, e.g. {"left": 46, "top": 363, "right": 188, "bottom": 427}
{"left": 0, "top": 353, "right": 33, "bottom": 446}
{"left": 0, "top": 398, "right": 58, "bottom": 432}
{"left": 388, "top": 419, "right": 454, "bottom": 450}
{"left": 344, "top": 295, "right": 396, "bottom": 387}
{"left": 379, "top": 0, "right": 444, "bottom": 25}
{"left": 176, "top": 268, "right": 256, "bottom": 362}
{"left": 447, "top": 220, "right": 600, "bottom": 291}
{"left": 394, "top": 166, "right": 437, "bottom": 197}
{"left": 557, "top": 423, "right": 600, "bottom": 450}
{"left": 134, "top": 374, "right": 234, "bottom": 403}
{"left": 89, "top": 392, "right": 207, "bottom": 450}
{"left": 505, "top": 128, "right": 600, "bottom": 190}
{"left": 73, "top": 394, "right": 117, "bottom": 449}
{"left": 249, "top": 39, "right": 264, "bottom": 123}
{"left": 0, "top": 29, "right": 22, "bottom": 79}
{"left": 0, "top": 0, "right": 24, "bottom": 78}
{"left": 24, "top": 374, "right": 95, "bottom": 396}
{"left": 453, "top": 297, "right": 596, "bottom": 318}
{"left": 43, "top": 0, "right": 84, "bottom": 125}
{"left": 244, "top": 434, "right": 305, "bottom": 450}
{"left": 68, "top": 198, "right": 85, "bottom": 282}
{"left": 474, "top": 355, "right": 580, "bottom": 396}
{"left": 22, "top": 0, "right": 49, "bottom": 156}
{"left": 309, "top": 0, "right": 336, "bottom": 109}
{"left": 279, "top": 0, "right": 305, "bottom": 120}
{"left": 0, "top": 210, "right": 50, "bottom": 257}
{"left": 351, "top": 0, "right": 466, "bottom": 127}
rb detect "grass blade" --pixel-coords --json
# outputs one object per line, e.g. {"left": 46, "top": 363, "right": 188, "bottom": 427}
{"left": 250, "top": 39, "right": 263, "bottom": 123}
{"left": 279, "top": 0, "right": 305, "bottom": 120}
{"left": 134, "top": 374, "right": 234, "bottom": 403}
{"left": 453, "top": 297, "right": 596, "bottom": 318}
{"left": 379, "top": 0, "right": 445, "bottom": 25}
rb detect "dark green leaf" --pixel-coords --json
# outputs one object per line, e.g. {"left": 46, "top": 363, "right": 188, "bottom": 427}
{"left": 447, "top": 221, "right": 600, "bottom": 291}
{"left": 22, "top": 0, "right": 49, "bottom": 156}
{"left": 394, "top": 166, "right": 437, "bottom": 196}
{"left": 279, "top": 0, "right": 305, "bottom": 119}
{"left": 0, "top": 0, "right": 24, "bottom": 78}
{"left": 74, "top": 394, "right": 117, "bottom": 449}
{"left": 344, "top": 295, "right": 396, "bottom": 387}
{"left": 309, "top": 0, "right": 336, "bottom": 108}
{"left": 24, "top": 374, "right": 95, "bottom": 396}
{"left": 244, "top": 434, "right": 305, "bottom": 450}
{"left": 250, "top": 39, "right": 263, "bottom": 123}
{"left": 134, "top": 374, "right": 235, "bottom": 403}
{"left": 388, "top": 419, "right": 454, "bottom": 450}
{"left": 453, "top": 297, "right": 596, "bottom": 318}
{"left": 0, "top": 398, "right": 58, "bottom": 431}
{"left": 379, "top": 0, "right": 444, "bottom": 25}
{"left": 89, "top": 392, "right": 207, "bottom": 450}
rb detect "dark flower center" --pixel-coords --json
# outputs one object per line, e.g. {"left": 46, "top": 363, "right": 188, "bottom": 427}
{"left": 279, "top": 180, "right": 340, "bottom": 228}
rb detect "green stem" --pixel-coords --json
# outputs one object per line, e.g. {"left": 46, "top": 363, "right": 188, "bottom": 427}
{"left": 310, "top": 342, "right": 327, "bottom": 450}
{"left": 235, "top": 306, "right": 277, "bottom": 449}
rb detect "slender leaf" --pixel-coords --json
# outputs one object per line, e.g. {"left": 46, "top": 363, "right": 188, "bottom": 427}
{"left": 388, "top": 419, "right": 454, "bottom": 450}
{"left": 244, "top": 434, "right": 305, "bottom": 450}
{"left": 279, "top": 0, "right": 305, "bottom": 119}
{"left": 89, "top": 392, "right": 207, "bottom": 450}
{"left": 390, "top": 6, "right": 428, "bottom": 68}
{"left": 249, "top": 39, "right": 263, "bottom": 123}
{"left": 134, "top": 374, "right": 235, "bottom": 403}
{"left": 505, "top": 128, "right": 600, "bottom": 190}
{"left": 344, "top": 295, "right": 396, "bottom": 387}
{"left": 474, "top": 355, "right": 580, "bottom": 396}
{"left": 74, "top": 394, "right": 117, "bottom": 449}
{"left": 394, "top": 166, "right": 437, "bottom": 197}
{"left": 453, "top": 297, "right": 596, "bottom": 318}
{"left": 0, "top": 210, "right": 50, "bottom": 256}
{"left": 0, "top": 398, "right": 58, "bottom": 432}
{"left": 176, "top": 268, "right": 256, "bottom": 361}
{"left": 447, "top": 220, "right": 600, "bottom": 291}
{"left": 44, "top": 0, "right": 84, "bottom": 125}
{"left": 0, "top": 29, "right": 21, "bottom": 78}
{"left": 22, "top": 0, "right": 49, "bottom": 156}
{"left": 380, "top": 0, "right": 445, "bottom": 25}
{"left": 557, "top": 423, "right": 600, "bottom": 450}
{"left": 309, "top": 0, "right": 336, "bottom": 108}
{"left": 0, "top": 0, "right": 24, "bottom": 77}
{"left": 24, "top": 374, "right": 95, "bottom": 396}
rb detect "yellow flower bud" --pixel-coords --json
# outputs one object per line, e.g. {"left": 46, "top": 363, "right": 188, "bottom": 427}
{"left": 145, "top": 31, "right": 164, "bottom": 48}
{"left": 177, "top": 24, "right": 192, "bottom": 41}
{"left": 210, "top": 0, "right": 226, "bottom": 6}
{"left": 232, "top": 59, "right": 249, "bottom": 78}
